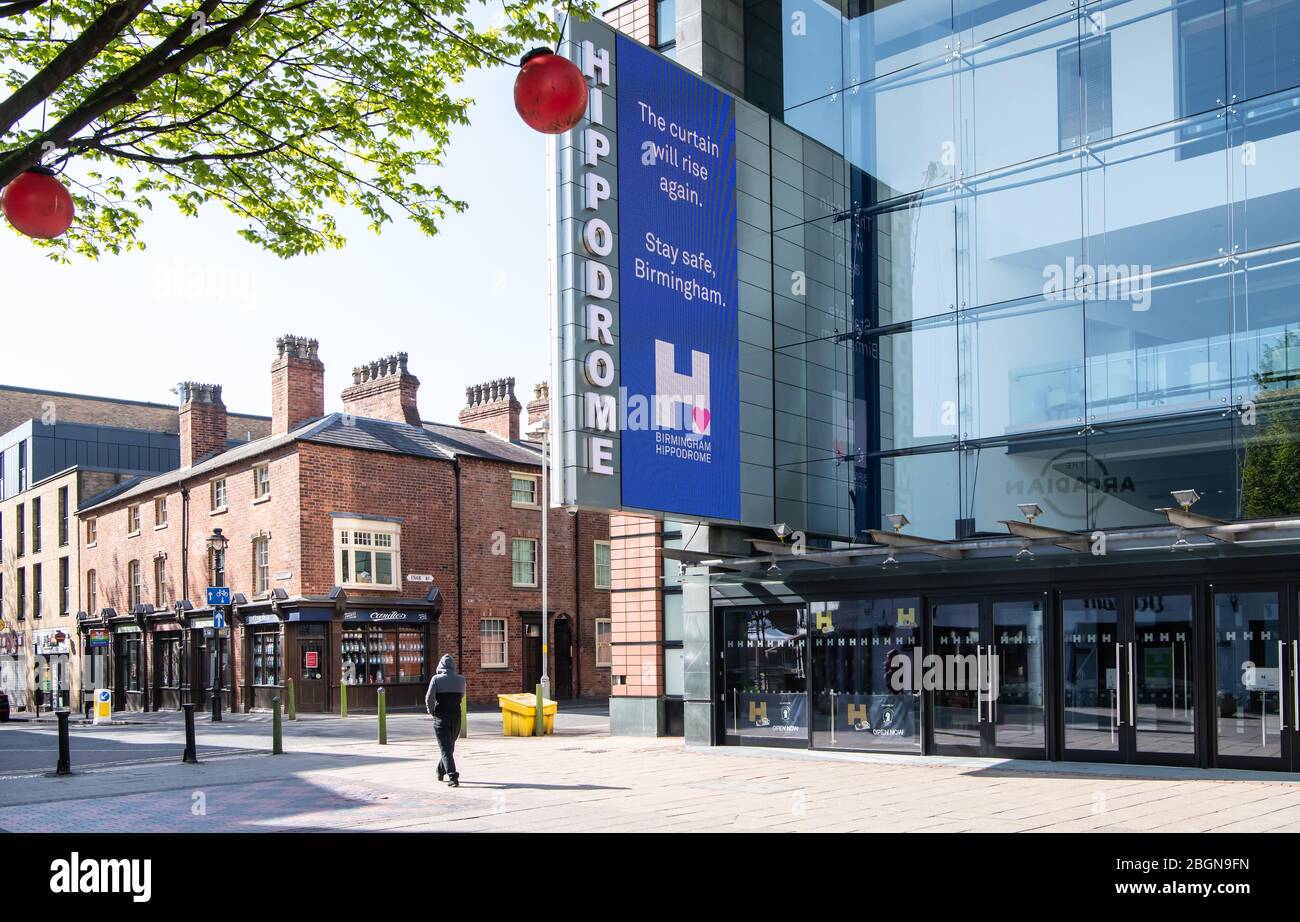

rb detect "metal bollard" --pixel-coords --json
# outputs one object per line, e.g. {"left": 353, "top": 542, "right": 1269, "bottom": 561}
{"left": 459, "top": 689, "right": 467, "bottom": 740}
{"left": 272, "top": 696, "right": 283, "bottom": 755}
{"left": 55, "top": 710, "right": 71, "bottom": 776}
{"left": 287, "top": 677, "right": 297, "bottom": 721}
{"left": 182, "top": 703, "right": 198, "bottom": 764}
{"left": 339, "top": 682, "right": 348, "bottom": 719}
{"left": 534, "top": 683, "right": 544, "bottom": 737}
{"left": 377, "top": 687, "right": 387, "bottom": 745}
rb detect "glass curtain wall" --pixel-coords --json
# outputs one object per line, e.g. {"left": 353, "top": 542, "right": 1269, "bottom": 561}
{"left": 748, "top": 0, "right": 1300, "bottom": 537}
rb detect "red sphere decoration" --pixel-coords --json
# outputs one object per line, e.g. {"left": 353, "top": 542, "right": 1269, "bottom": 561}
{"left": 2, "top": 167, "right": 74, "bottom": 239}
{"left": 514, "top": 47, "right": 588, "bottom": 135}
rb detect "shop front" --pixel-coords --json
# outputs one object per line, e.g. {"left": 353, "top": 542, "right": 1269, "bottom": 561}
{"left": 149, "top": 614, "right": 187, "bottom": 711}
{"left": 186, "top": 609, "right": 232, "bottom": 714}
{"left": 339, "top": 607, "right": 434, "bottom": 711}
{"left": 111, "top": 618, "right": 147, "bottom": 712}
{"left": 1, "top": 626, "right": 27, "bottom": 712}
{"left": 32, "top": 627, "right": 74, "bottom": 711}
{"left": 711, "top": 553, "right": 1300, "bottom": 772}
{"left": 240, "top": 607, "right": 284, "bottom": 712}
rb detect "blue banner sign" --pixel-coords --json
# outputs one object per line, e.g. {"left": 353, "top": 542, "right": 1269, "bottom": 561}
{"left": 615, "top": 34, "right": 740, "bottom": 520}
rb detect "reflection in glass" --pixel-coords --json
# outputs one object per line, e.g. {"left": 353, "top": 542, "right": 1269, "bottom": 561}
{"left": 844, "top": 60, "right": 956, "bottom": 196}
{"left": 932, "top": 601, "right": 981, "bottom": 749}
{"left": 872, "top": 189, "right": 958, "bottom": 324}
{"left": 810, "top": 598, "right": 922, "bottom": 752}
{"left": 875, "top": 449, "right": 959, "bottom": 538}
{"left": 1132, "top": 594, "right": 1196, "bottom": 757}
{"left": 722, "top": 609, "right": 808, "bottom": 746}
{"left": 1063, "top": 596, "right": 1122, "bottom": 753}
{"left": 1231, "top": 87, "right": 1300, "bottom": 254}
{"left": 1214, "top": 590, "right": 1284, "bottom": 761}
{"left": 991, "top": 599, "right": 1046, "bottom": 751}
{"left": 873, "top": 318, "right": 959, "bottom": 449}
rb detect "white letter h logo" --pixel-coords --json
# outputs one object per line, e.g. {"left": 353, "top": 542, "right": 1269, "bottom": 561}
{"left": 654, "top": 339, "right": 711, "bottom": 435}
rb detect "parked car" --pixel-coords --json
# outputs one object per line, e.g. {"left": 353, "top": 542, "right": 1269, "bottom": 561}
{"left": 0, "top": 690, "right": 9, "bottom": 722}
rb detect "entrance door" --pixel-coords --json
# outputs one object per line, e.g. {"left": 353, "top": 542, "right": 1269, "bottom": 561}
{"left": 522, "top": 621, "right": 542, "bottom": 694}
{"left": 553, "top": 618, "right": 574, "bottom": 699}
{"left": 1212, "top": 588, "right": 1298, "bottom": 770}
{"left": 1061, "top": 590, "right": 1198, "bottom": 766}
{"left": 930, "top": 596, "right": 1047, "bottom": 758}
{"left": 299, "top": 635, "right": 327, "bottom": 712}
{"left": 719, "top": 608, "right": 808, "bottom": 747}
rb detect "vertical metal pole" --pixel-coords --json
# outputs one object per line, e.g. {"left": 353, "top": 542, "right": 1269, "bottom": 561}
{"left": 287, "top": 677, "right": 296, "bottom": 720}
{"left": 182, "top": 703, "right": 198, "bottom": 764}
{"left": 377, "top": 686, "right": 387, "bottom": 744}
{"left": 272, "top": 696, "right": 283, "bottom": 754}
{"left": 459, "top": 688, "right": 467, "bottom": 740}
{"left": 55, "top": 710, "right": 71, "bottom": 776}
{"left": 211, "top": 618, "right": 223, "bottom": 722}
{"left": 339, "top": 680, "right": 348, "bottom": 719}
{"left": 541, "top": 425, "right": 550, "bottom": 703}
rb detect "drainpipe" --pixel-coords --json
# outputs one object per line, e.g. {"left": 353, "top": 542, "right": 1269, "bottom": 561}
{"left": 180, "top": 485, "right": 189, "bottom": 704}
{"left": 574, "top": 512, "right": 581, "bottom": 700}
{"left": 453, "top": 458, "right": 463, "bottom": 665}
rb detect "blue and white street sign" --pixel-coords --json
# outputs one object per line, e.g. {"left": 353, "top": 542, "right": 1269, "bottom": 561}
{"left": 207, "top": 587, "right": 231, "bottom": 607}
{"left": 213, "top": 609, "right": 226, "bottom": 629}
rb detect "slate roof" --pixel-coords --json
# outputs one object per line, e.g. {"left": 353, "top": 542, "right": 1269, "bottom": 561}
{"left": 79, "top": 412, "right": 542, "bottom": 512}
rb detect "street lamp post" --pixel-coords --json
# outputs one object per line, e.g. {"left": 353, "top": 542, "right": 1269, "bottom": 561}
{"left": 207, "top": 527, "right": 229, "bottom": 722}
{"left": 540, "top": 423, "right": 550, "bottom": 704}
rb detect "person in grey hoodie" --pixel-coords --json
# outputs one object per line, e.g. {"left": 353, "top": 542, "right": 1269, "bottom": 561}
{"left": 425, "top": 654, "right": 466, "bottom": 786}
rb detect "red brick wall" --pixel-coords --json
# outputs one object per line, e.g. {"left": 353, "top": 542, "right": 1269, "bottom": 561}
{"left": 179, "top": 399, "right": 228, "bottom": 468}
{"left": 80, "top": 438, "right": 611, "bottom": 706}
{"left": 0, "top": 386, "right": 270, "bottom": 442}
{"left": 271, "top": 355, "right": 325, "bottom": 435}
{"left": 604, "top": 0, "right": 657, "bottom": 46}
{"left": 609, "top": 513, "right": 663, "bottom": 697}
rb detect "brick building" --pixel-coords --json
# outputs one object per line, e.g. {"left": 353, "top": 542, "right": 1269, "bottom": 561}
{"left": 77, "top": 336, "right": 611, "bottom": 713}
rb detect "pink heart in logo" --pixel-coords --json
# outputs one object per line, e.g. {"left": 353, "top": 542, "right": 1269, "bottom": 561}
{"left": 692, "top": 406, "right": 711, "bottom": 433}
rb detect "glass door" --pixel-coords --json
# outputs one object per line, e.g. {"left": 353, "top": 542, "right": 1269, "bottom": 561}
{"left": 989, "top": 598, "right": 1047, "bottom": 757}
{"left": 1061, "top": 595, "right": 1123, "bottom": 760}
{"left": 720, "top": 608, "right": 808, "bottom": 747}
{"left": 931, "top": 600, "right": 982, "bottom": 755}
{"left": 931, "top": 596, "right": 1046, "bottom": 758}
{"left": 1212, "top": 589, "right": 1297, "bottom": 770}
{"left": 1062, "top": 590, "right": 1199, "bottom": 766}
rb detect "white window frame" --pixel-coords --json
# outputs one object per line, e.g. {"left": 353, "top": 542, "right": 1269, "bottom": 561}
{"left": 253, "top": 463, "right": 271, "bottom": 501}
{"left": 333, "top": 518, "right": 402, "bottom": 590}
{"left": 480, "top": 617, "right": 508, "bottom": 668}
{"left": 510, "top": 472, "right": 540, "bottom": 508}
{"left": 595, "top": 618, "right": 612, "bottom": 668}
{"left": 86, "top": 569, "right": 97, "bottom": 614}
{"left": 594, "top": 540, "right": 612, "bottom": 590}
{"left": 511, "top": 537, "right": 538, "bottom": 588}
{"left": 253, "top": 535, "right": 270, "bottom": 594}
{"left": 154, "top": 495, "right": 168, "bottom": 529}
{"left": 210, "top": 478, "right": 227, "bottom": 513}
{"left": 126, "top": 504, "right": 141, "bottom": 536}
{"left": 128, "top": 559, "right": 142, "bottom": 611}
{"left": 153, "top": 556, "right": 166, "bottom": 608}
{"left": 85, "top": 517, "right": 97, "bottom": 546}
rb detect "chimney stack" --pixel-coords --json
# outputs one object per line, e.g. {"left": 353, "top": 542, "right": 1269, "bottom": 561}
{"left": 177, "top": 382, "right": 227, "bottom": 468}
{"left": 271, "top": 334, "right": 324, "bottom": 435}
{"left": 340, "top": 352, "right": 422, "bottom": 427}
{"left": 459, "top": 377, "right": 522, "bottom": 441}
{"left": 525, "top": 381, "right": 550, "bottom": 438}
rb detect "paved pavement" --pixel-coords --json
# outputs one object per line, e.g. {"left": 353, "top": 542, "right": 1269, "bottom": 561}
{"left": 3, "top": 708, "right": 1300, "bottom": 832}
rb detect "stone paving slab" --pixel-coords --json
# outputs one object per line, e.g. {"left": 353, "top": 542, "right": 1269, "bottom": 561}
{"left": 4, "top": 724, "right": 1300, "bottom": 833}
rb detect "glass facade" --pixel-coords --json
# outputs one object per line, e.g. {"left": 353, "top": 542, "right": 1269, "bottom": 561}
{"left": 742, "top": 0, "right": 1300, "bottom": 536}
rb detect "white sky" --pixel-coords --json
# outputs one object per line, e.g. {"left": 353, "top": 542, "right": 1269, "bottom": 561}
{"left": 1, "top": 48, "right": 552, "bottom": 428}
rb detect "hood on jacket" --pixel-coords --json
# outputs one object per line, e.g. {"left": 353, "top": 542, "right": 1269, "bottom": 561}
{"left": 436, "top": 654, "right": 457, "bottom": 676}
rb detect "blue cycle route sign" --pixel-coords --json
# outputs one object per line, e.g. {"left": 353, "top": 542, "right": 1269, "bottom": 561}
{"left": 207, "top": 586, "right": 231, "bottom": 607}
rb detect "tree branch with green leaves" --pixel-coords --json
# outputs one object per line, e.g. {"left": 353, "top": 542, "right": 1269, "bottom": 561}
{"left": 0, "top": 0, "right": 591, "bottom": 258}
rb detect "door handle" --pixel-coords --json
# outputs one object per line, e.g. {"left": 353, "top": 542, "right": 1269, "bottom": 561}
{"left": 976, "top": 645, "right": 984, "bottom": 723}
{"left": 1281, "top": 641, "right": 1288, "bottom": 730}
{"left": 1115, "top": 642, "right": 1123, "bottom": 726}
{"left": 1293, "top": 640, "right": 1299, "bottom": 731}
{"left": 1128, "top": 641, "right": 1136, "bottom": 726}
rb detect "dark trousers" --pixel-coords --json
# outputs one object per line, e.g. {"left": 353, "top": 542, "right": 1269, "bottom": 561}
{"left": 433, "top": 715, "right": 460, "bottom": 779}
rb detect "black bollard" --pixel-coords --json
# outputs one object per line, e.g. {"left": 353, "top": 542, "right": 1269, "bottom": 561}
{"left": 55, "top": 710, "right": 71, "bottom": 776}
{"left": 182, "top": 703, "right": 199, "bottom": 764}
